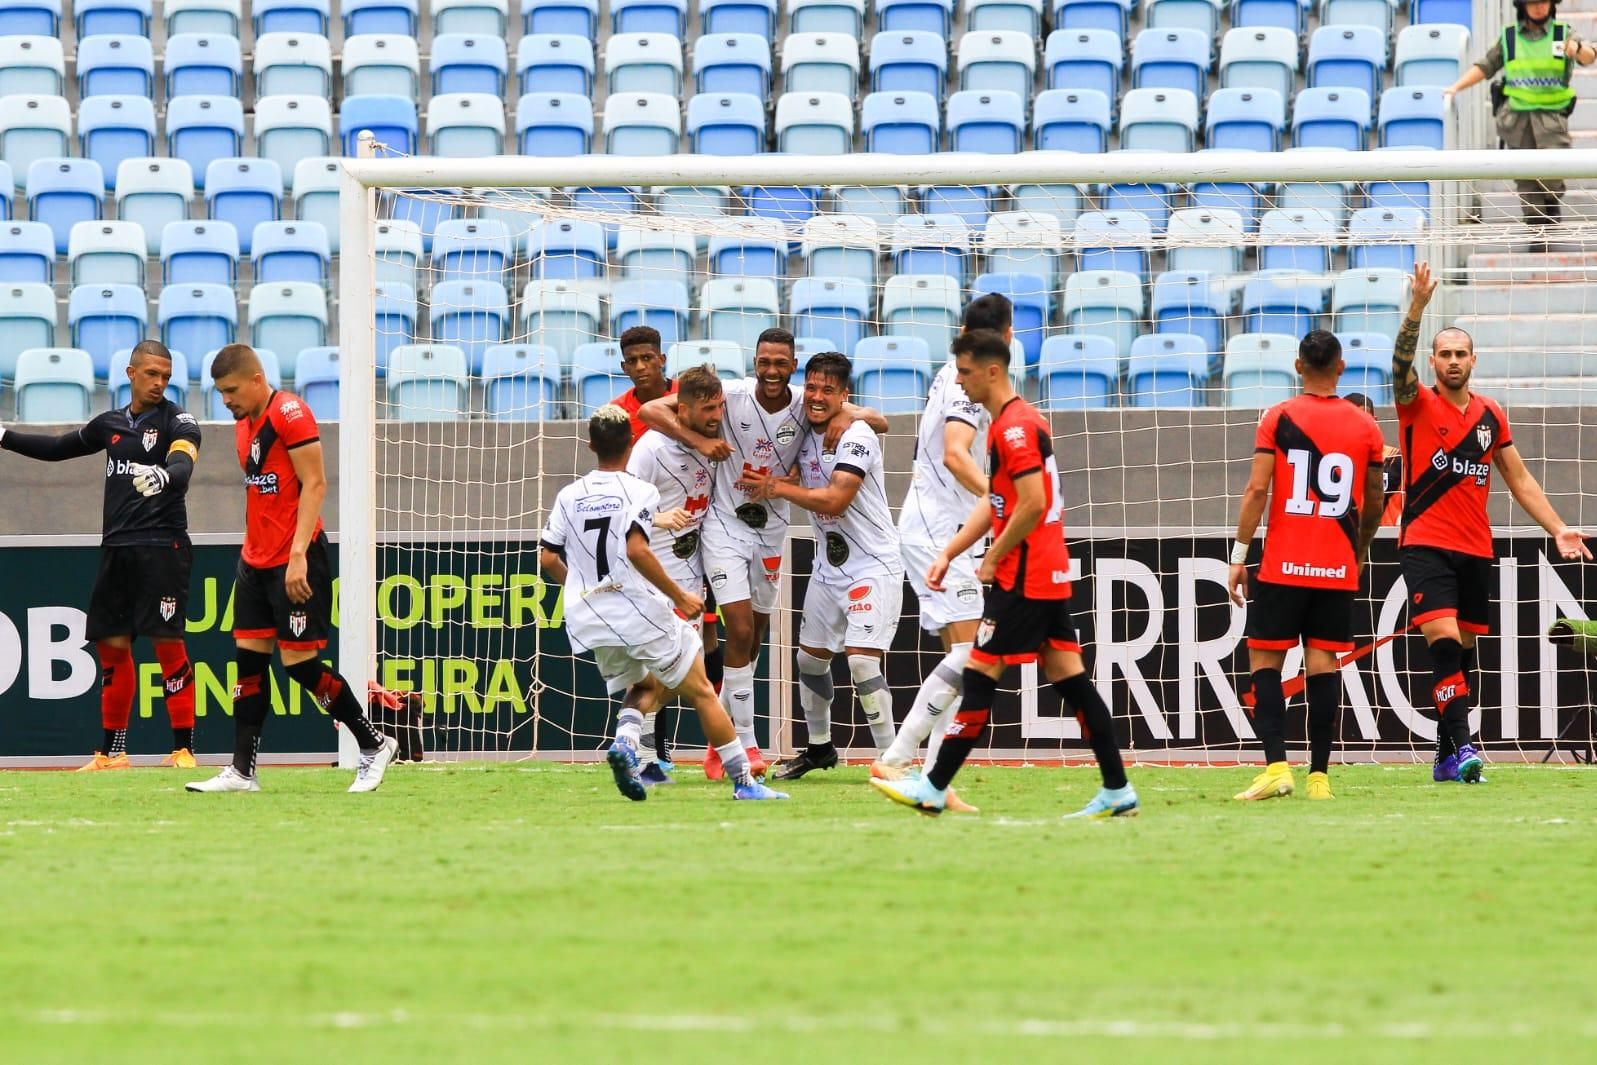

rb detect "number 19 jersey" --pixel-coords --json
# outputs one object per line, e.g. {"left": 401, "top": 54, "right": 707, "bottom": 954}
{"left": 1255, "top": 394, "right": 1385, "bottom": 591}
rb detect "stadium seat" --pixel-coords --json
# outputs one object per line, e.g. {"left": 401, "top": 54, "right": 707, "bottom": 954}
{"left": 1223, "top": 332, "right": 1298, "bottom": 407}
{"left": 521, "top": 0, "right": 598, "bottom": 35}
{"left": 1292, "top": 87, "right": 1372, "bottom": 151}
{"left": 427, "top": 93, "right": 506, "bottom": 157}
{"left": 481, "top": 344, "right": 559, "bottom": 421}
{"left": 372, "top": 282, "right": 415, "bottom": 375}
{"left": 109, "top": 346, "right": 189, "bottom": 407}
{"left": 1321, "top": 0, "right": 1391, "bottom": 34}
{"left": 882, "top": 274, "right": 962, "bottom": 359}
{"left": 516, "top": 92, "right": 594, "bottom": 156}
{"left": 204, "top": 159, "right": 281, "bottom": 255}
{"left": 165, "top": 0, "right": 241, "bottom": 35}
{"left": 1258, "top": 208, "right": 1337, "bottom": 273}
{"left": 1331, "top": 267, "right": 1406, "bottom": 338}
{"left": 1190, "top": 169, "right": 1264, "bottom": 234}
{"left": 430, "top": 280, "right": 510, "bottom": 375}
{"left": 75, "top": 35, "right": 154, "bottom": 98}
{"left": 254, "top": 96, "right": 333, "bottom": 180}
{"left": 1395, "top": 23, "right": 1469, "bottom": 88}
{"left": 656, "top": 185, "right": 731, "bottom": 235}
{"left": 373, "top": 219, "right": 425, "bottom": 288}
{"left": 340, "top": 95, "right": 419, "bottom": 156}
{"left": 1205, "top": 87, "right": 1286, "bottom": 152}
{"left": 1039, "top": 333, "right": 1118, "bottom": 408}
{"left": 984, "top": 212, "right": 1063, "bottom": 289}
{"left": 957, "top": 31, "right": 1034, "bottom": 100}
{"left": 666, "top": 339, "right": 744, "bottom": 380}
{"left": 161, "top": 220, "right": 239, "bottom": 285}
{"left": 252, "top": 221, "right": 330, "bottom": 285}
{"left": 1064, "top": 270, "right": 1144, "bottom": 362}
{"left": 1307, "top": 25, "right": 1386, "bottom": 102}
{"left": 0, "top": 222, "right": 53, "bottom": 283}
{"left": 158, "top": 283, "right": 236, "bottom": 368}
{"left": 570, "top": 340, "right": 625, "bottom": 413}
{"left": 603, "top": 91, "right": 681, "bottom": 155}
{"left": 165, "top": 34, "right": 243, "bottom": 98}
{"left": 1336, "top": 332, "right": 1393, "bottom": 403}
{"left": 518, "top": 34, "right": 594, "bottom": 95}
{"left": 616, "top": 229, "right": 697, "bottom": 292}
{"left": 431, "top": 33, "right": 508, "bottom": 96}
{"left": 1243, "top": 274, "right": 1324, "bottom": 336}
{"left": 116, "top": 159, "right": 193, "bottom": 256}
{"left": 293, "top": 346, "right": 342, "bottom": 420}
{"left": 68, "top": 221, "right": 144, "bottom": 286}
{"left": 69, "top": 283, "right": 146, "bottom": 378}
{"left": 879, "top": 0, "right": 953, "bottom": 34}
{"left": 166, "top": 97, "right": 244, "bottom": 190}
{"left": 611, "top": 0, "right": 687, "bottom": 34}
{"left": 0, "top": 284, "right": 58, "bottom": 381}
{"left": 788, "top": 0, "right": 864, "bottom": 34}
{"left": 871, "top": 31, "right": 948, "bottom": 100}
{"left": 1365, "top": 154, "right": 1431, "bottom": 215}
{"left": 775, "top": 91, "right": 854, "bottom": 153}
{"left": 1348, "top": 206, "right": 1424, "bottom": 272}
{"left": 254, "top": 33, "right": 333, "bottom": 97}
{"left": 700, "top": 277, "right": 780, "bottom": 352}
{"left": 1101, "top": 179, "right": 1176, "bottom": 234}
{"left": 0, "top": 0, "right": 60, "bottom": 35}
{"left": 1052, "top": 0, "right": 1132, "bottom": 37}
{"left": 1220, "top": 26, "right": 1299, "bottom": 100}
{"left": 1075, "top": 210, "right": 1153, "bottom": 277}
{"left": 800, "top": 215, "right": 876, "bottom": 282}
{"left": 386, "top": 344, "right": 468, "bottom": 421}
{"left": 1147, "top": 0, "right": 1222, "bottom": 35}
{"left": 1151, "top": 270, "right": 1228, "bottom": 364}
{"left": 78, "top": 97, "right": 156, "bottom": 190}
{"left": 687, "top": 92, "right": 767, "bottom": 155}
{"left": 0, "top": 36, "right": 64, "bottom": 96}
{"left": 605, "top": 32, "right": 683, "bottom": 96}
{"left": 255, "top": 0, "right": 330, "bottom": 35}
{"left": 202, "top": 348, "right": 283, "bottom": 417}
{"left": 1276, "top": 155, "right": 1355, "bottom": 227}
{"left": 697, "top": 0, "right": 777, "bottom": 37}
{"left": 0, "top": 95, "right": 72, "bottom": 191}
{"left": 707, "top": 217, "right": 787, "bottom": 280}
{"left": 291, "top": 158, "right": 341, "bottom": 251}
{"left": 432, "top": 219, "right": 513, "bottom": 284}
{"left": 862, "top": 90, "right": 940, "bottom": 153}
{"left": 783, "top": 34, "right": 860, "bottom": 97}
{"left": 342, "top": 35, "right": 421, "bottom": 97}
{"left": 973, "top": 272, "right": 1049, "bottom": 366}
{"left": 891, "top": 214, "right": 971, "bottom": 282}
{"left": 1410, "top": 0, "right": 1470, "bottom": 30}
{"left": 528, "top": 219, "right": 606, "bottom": 280}
{"left": 1033, "top": 88, "right": 1112, "bottom": 152}
{"left": 1127, "top": 333, "right": 1207, "bottom": 408}
{"left": 1165, "top": 208, "right": 1244, "bottom": 276}
{"left": 344, "top": 0, "right": 419, "bottom": 36}
{"left": 831, "top": 183, "right": 908, "bottom": 226}
{"left": 791, "top": 277, "right": 871, "bottom": 355}
{"left": 248, "top": 283, "right": 327, "bottom": 378}
{"left": 852, "top": 335, "right": 933, "bottom": 414}
{"left": 14, "top": 346, "right": 93, "bottom": 422}
{"left": 1046, "top": 29, "right": 1123, "bottom": 108}
{"left": 1120, "top": 88, "right": 1200, "bottom": 153}
{"left": 947, "top": 90, "right": 1025, "bottom": 154}
{"left": 28, "top": 159, "right": 104, "bottom": 255}
{"left": 969, "top": 0, "right": 1044, "bottom": 32}
{"left": 693, "top": 33, "right": 771, "bottom": 98}
{"left": 1230, "top": 0, "right": 1301, "bottom": 33}
{"left": 1132, "top": 28, "right": 1212, "bottom": 99}
{"left": 1379, "top": 87, "right": 1447, "bottom": 149}
{"left": 75, "top": 0, "right": 152, "bottom": 37}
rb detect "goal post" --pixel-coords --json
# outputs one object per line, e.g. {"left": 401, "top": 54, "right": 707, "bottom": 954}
{"left": 337, "top": 148, "right": 1597, "bottom": 766}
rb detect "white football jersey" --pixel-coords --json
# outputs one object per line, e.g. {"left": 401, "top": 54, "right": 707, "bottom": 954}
{"left": 539, "top": 470, "right": 674, "bottom": 654}
{"left": 897, "top": 361, "right": 990, "bottom": 547}
{"left": 798, "top": 420, "right": 903, "bottom": 585}
{"left": 704, "top": 377, "right": 806, "bottom": 552}
{"left": 626, "top": 429, "right": 714, "bottom": 585}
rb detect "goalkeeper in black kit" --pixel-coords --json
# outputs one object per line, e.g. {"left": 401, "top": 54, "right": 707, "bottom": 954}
{"left": 0, "top": 341, "right": 202, "bottom": 770}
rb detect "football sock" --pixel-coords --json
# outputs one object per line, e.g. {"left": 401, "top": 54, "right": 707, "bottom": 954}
{"left": 716, "top": 738, "right": 752, "bottom": 785}
{"left": 848, "top": 654, "right": 897, "bottom": 753}
{"left": 654, "top": 708, "right": 673, "bottom": 764}
{"left": 1249, "top": 668, "right": 1289, "bottom": 766}
{"left": 153, "top": 640, "right": 196, "bottom": 736}
{"left": 721, "top": 663, "right": 757, "bottom": 748}
{"left": 616, "top": 708, "right": 644, "bottom": 751}
{"left": 639, "top": 710, "right": 657, "bottom": 758}
{"left": 1306, "top": 672, "right": 1339, "bottom": 775}
{"left": 704, "top": 645, "right": 725, "bottom": 692}
{"left": 97, "top": 642, "right": 135, "bottom": 735}
{"left": 926, "top": 669, "right": 996, "bottom": 791}
{"left": 1428, "top": 638, "right": 1475, "bottom": 753}
{"left": 283, "top": 659, "right": 385, "bottom": 750}
{"left": 883, "top": 642, "right": 969, "bottom": 767}
{"left": 796, "top": 649, "right": 834, "bottom": 747}
{"left": 173, "top": 727, "right": 194, "bottom": 752}
{"left": 1055, "top": 673, "right": 1129, "bottom": 791}
{"left": 231, "top": 649, "right": 272, "bottom": 777}
{"left": 105, "top": 728, "right": 127, "bottom": 757}
{"left": 1437, "top": 645, "right": 1477, "bottom": 763}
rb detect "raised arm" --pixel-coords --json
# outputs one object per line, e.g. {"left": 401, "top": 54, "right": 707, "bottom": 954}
{"left": 1495, "top": 444, "right": 1592, "bottom": 561}
{"left": 637, "top": 393, "right": 730, "bottom": 462}
{"left": 1393, "top": 262, "right": 1437, "bottom": 406}
{"left": 753, "top": 466, "right": 864, "bottom": 518}
{"left": 1227, "top": 451, "right": 1275, "bottom": 606}
{"left": 626, "top": 527, "right": 703, "bottom": 617}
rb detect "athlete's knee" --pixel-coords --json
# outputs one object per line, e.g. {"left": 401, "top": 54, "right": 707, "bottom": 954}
{"left": 846, "top": 652, "right": 888, "bottom": 694}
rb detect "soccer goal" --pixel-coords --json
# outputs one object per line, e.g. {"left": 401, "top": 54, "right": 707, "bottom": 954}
{"left": 336, "top": 143, "right": 1597, "bottom": 767}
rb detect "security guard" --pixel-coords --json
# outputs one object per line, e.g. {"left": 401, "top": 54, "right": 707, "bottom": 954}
{"left": 1445, "top": 0, "right": 1596, "bottom": 227}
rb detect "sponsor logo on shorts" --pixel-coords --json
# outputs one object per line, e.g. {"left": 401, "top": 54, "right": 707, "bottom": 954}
{"left": 847, "top": 585, "right": 872, "bottom": 601}
{"left": 1414, "top": 592, "right": 1424, "bottom": 605}
{"left": 955, "top": 584, "right": 980, "bottom": 604}
{"left": 976, "top": 619, "right": 996, "bottom": 646}
{"left": 289, "top": 612, "right": 307, "bottom": 638}
{"left": 1051, "top": 571, "right": 1070, "bottom": 584}
{"left": 1280, "top": 561, "right": 1348, "bottom": 580}
{"left": 761, "top": 556, "right": 781, "bottom": 583}
{"left": 159, "top": 597, "right": 177, "bottom": 622}
{"left": 142, "top": 428, "right": 159, "bottom": 452}
{"left": 710, "top": 570, "right": 730, "bottom": 589}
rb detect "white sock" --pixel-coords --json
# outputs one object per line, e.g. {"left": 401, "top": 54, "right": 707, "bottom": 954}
{"left": 796, "top": 650, "right": 833, "bottom": 746}
{"left": 716, "top": 738, "right": 751, "bottom": 785}
{"left": 616, "top": 708, "right": 644, "bottom": 751}
{"left": 721, "top": 663, "right": 757, "bottom": 748}
{"left": 883, "top": 642, "right": 969, "bottom": 766}
{"left": 848, "top": 654, "right": 896, "bottom": 754}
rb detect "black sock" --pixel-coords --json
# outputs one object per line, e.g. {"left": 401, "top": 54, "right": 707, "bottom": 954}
{"left": 926, "top": 668, "right": 996, "bottom": 790}
{"left": 654, "top": 708, "right": 673, "bottom": 763}
{"left": 104, "top": 729, "right": 127, "bottom": 757}
{"left": 704, "top": 645, "right": 724, "bottom": 690}
{"left": 1055, "top": 672, "right": 1128, "bottom": 790}
{"left": 1305, "top": 673, "right": 1339, "bottom": 775}
{"left": 283, "top": 659, "right": 385, "bottom": 750}
{"left": 173, "top": 726, "right": 194, "bottom": 751}
{"left": 231, "top": 649, "right": 272, "bottom": 777}
{"left": 1249, "top": 668, "right": 1288, "bottom": 765}
{"left": 1428, "top": 637, "right": 1475, "bottom": 753}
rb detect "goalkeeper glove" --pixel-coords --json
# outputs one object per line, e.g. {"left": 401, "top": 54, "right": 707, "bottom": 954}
{"left": 130, "top": 462, "right": 170, "bottom": 497}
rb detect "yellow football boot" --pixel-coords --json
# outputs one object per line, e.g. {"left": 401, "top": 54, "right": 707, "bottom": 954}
{"left": 1234, "top": 761, "right": 1294, "bottom": 801}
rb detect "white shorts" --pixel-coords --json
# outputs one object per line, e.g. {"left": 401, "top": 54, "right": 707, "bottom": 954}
{"left": 702, "top": 530, "right": 783, "bottom": 614}
{"left": 797, "top": 573, "right": 904, "bottom": 653}
{"left": 591, "top": 612, "right": 701, "bottom": 694}
{"left": 901, "top": 540, "right": 985, "bottom": 633}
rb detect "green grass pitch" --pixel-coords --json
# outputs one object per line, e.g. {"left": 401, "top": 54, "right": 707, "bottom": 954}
{"left": 1, "top": 762, "right": 1594, "bottom": 1063}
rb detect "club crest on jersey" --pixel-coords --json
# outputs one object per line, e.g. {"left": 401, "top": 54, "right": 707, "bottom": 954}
{"left": 776, "top": 424, "right": 797, "bottom": 446}
{"left": 142, "top": 427, "right": 159, "bottom": 452}
{"left": 250, "top": 438, "right": 261, "bottom": 465}
{"left": 159, "top": 597, "right": 177, "bottom": 621}
{"left": 1476, "top": 424, "right": 1493, "bottom": 451}
{"left": 289, "top": 612, "right": 307, "bottom": 638}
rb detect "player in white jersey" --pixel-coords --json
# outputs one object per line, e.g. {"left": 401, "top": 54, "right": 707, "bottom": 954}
{"left": 538, "top": 407, "right": 786, "bottom": 802}
{"left": 739, "top": 353, "right": 904, "bottom": 781}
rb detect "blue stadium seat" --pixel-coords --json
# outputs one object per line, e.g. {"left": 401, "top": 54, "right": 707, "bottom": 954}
{"left": 920, "top": 183, "right": 993, "bottom": 229}
{"left": 693, "top": 32, "right": 770, "bottom": 96}
{"left": 606, "top": 32, "right": 683, "bottom": 96}
{"left": 1046, "top": 29, "right": 1123, "bottom": 106}
{"left": 1307, "top": 25, "right": 1386, "bottom": 102}
{"left": 482, "top": 344, "right": 561, "bottom": 421}
{"left": 1039, "top": 333, "right": 1119, "bottom": 408}
{"left": 1166, "top": 208, "right": 1244, "bottom": 275}
{"left": 202, "top": 348, "right": 283, "bottom": 417}
{"left": 1277, "top": 157, "right": 1354, "bottom": 227}
{"left": 1243, "top": 275, "right": 1324, "bottom": 336}
{"left": 1190, "top": 166, "right": 1264, "bottom": 233}
{"left": 1322, "top": 0, "right": 1391, "bottom": 34}
{"left": 664, "top": 339, "right": 745, "bottom": 380}
{"left": 1205, "top": 87, "right": 1285, "bottom": 152}
{"left": 248, "top": 282, "right": 327, "bottom": 378}
{"left": 1052, "top": 0, "right": 1131, "bottom": 37}
{"left": 1147, "top": 0, "right": 1221, "bottom": 35}
{"left": 166, "top": 97, "right": 244, "bottom": 189}
{"left": 791, "top": 277, "right": 871, "bottom": 355}
{"left": 254, "top": 96, "right": 333, "bottom": 180}
{"left": 0, "top": 284, "right": 58, "bottom": 381}
{"left": 1410, "top": 0, "right": 1469, "bottom": 30}
{"left": 617, "top": 228, "right": 697, "bottom": 289}
{"left": 252, "top": 220, "right": 330, "bottom": 285}
{"left": 707, "top": 217, "right": 786, "bottom": 280}
{"left": 430, "top": 280, "right": 510, "bottom": 375}
{"left": 69, "top": 283, "right": 146, "bottom": 377}
{"left": 373, "top": 282, "right": 416, "bottom": 375}
{"left": 800, "top": 215, "right": 877, "bottom": 283}
{"left": 293, "top": 346, "right": 342, "bottom": 420}
{"left": 852, "top": 335, "right": 933, "bottom": 414}
{"left": 1336, "top": 332, "right": 1393, "bottom": 403}
{"left": 109, "top": 346, "right": 188, "bottom": 407}
{"left": 570, "top": 340, "right": 625, "bottom": 414}
{"left": 871, "top": 31, "right": 948, "bottom": 100}
{"left": 76, "top": 35, "right": 153, "bottom": 98}
{"left": 610, "top": 0, "right": 687, "bottom": 34}
{"left": 432, "top": 219, "right": 512, "bottom": 283}
{"left": 969, "top": 0, "right": 1044, "bottom": 33}
{"left": 427, "top": 93, "right": 506, "bottom": 157}
{"left": 1064, "top": 270, "right": 1144, "bottom": 362}
{"left": 341, "top": 35, "right": 420, "bottom": 97}
{"left": 162, "top": 220, "right": 239, "bottom": 285}
{"left": 787, "top": 0, "right": 864, "bottom": 34}
{"left": 344, "top": 0, "right": 420, "bottom": 36}
{"left": 1151, "top": 270, "right": 1228, "bottom": 366}
{"left": 159, "top": 283, "right": 236, "bottom": 366}
{"left": 165, "top": 0, "right": 243, "bottom": 36}
{"left": 957, "top": 31, "right": 1035, "bottom": 99}
{"left": 291, "top": 158, "right": 340, "bottom": 250}
{"left": 1220, "top": 26, "right": 1298, "bottom": 100}
{"left": 891, "top": 214, "right": 971, "bottom": 281}
{"left": 1223, "top": 332, "right": 1298, "bottom": 407}
{"left": 435, "top": 0, "right": 508, "bottom": 29}
{"left": 373, "top": 219, "right": 423, "bottom": 289}
{"left": 974, "top": 273, "right": 1049, "bottom": 366}
{"left": 1120, "top": 88, "right": 1200, "bottom": 153}
{"left": 521, "top": 0, "right": 598, "bottom": 36}
{"left": 1348, "top": 206, "right": 1424, "bottom": 272}
{"left": 701, "top": 0, "right": 777, "bottom": 37}
{"left": 204, "top": 159, "right": 281, "bottom": 255}
{"left": 14, "top": 346, "right": 93, "bottom": 422}
{"left": 984, "top": 212, "right": 1063, "bottom": 289}
{"left": 1075, "top": 210, "right": 1152, "bottom": 277}
{"left": 0, "top": 95, "right": 72, "bottom": 190}
{"left": 688, "top": 92, "right": 767, "bottom": 155}
{"left": 0, "top": 222, "right": 53, "bottom": 283}
{"left": 28, "top": 158, "right": 104, "bottom": 254}
{"left": 0, "top": 35, "right": 64, "bottom": 96}
{"left": 782, "top": 33, "right": 861, "bottom": 97}
{"left": 749, "top": 183, "right": 823, "bottom": 227}
{"left": 254, "top": 32, "right": 334, "bottom": 97}
{"left": 1395, "top": 23, "right": 1468, "bottom": 88}
{"left": 1379, "top": 86, "right": 1446, "bottom": 149}
{"left": 433, "top": 34, "right": 509, "bottom": 95}
{"left": 528, "top": 219, "right": 606, "bottom": 280}
{"left": 387, "top": 344, "right": 469, "bottom": 421}
{"left": 1128, "top": 333, "right": 1207, "bottom": 407}
{"left": 775, "top": 91, "right": 854, "bottom": 153}
{"left": 1101, "top": 179, "right": 1176, "bottom": 233}
{"left": 76, "top": 0, "right": 151, "bottom": 37}
{"left": 78, "top": 97, "right": 156, "bottom": 190}
{"left": 604, "top": 91, "right": 681, "bottom": 155}
{"left": 699, "top": 277, "right": 780, "bottom": 351}
{"left": 882, "top": 274, "right": 962, "bottom": 358}
{"left": 1332, "top": 267, "right": 1407, "bottom": 338}
{"left": 516, "top": 92, "right": 593, "bottom": 156}
{"left": 253, "top": 0, "right": 330, "bottom": 35}
{"left": 831, "top": 183, "right": 907, "bottom": 226}
{"left": 68, "top": 221, "right": 144, "bottom": 286}
{"left": 879, "top": 0, "right": 953, "bottom": 34}
{"left": 116, "top": 158, "right": 193, "bottom": 256}
{"left": 517, "top": 34, "right": 594, "bottom": 95}
{"left": 947, "top": 89, "right": 1025, "bottom": 154}
{"left": 520, "top": 283, "right": 602, "bottom": 374}
{"left": 1230, "top": 0, "right": 1302, "bottom": 33}
{"left": 1033, "top": 88, "right": 1111, "bottom": 152}
{"left": 339, "top": 95, "right": 419, "bottom": 156}
{"left": 0, "top": 0, "right": 60, "bottom": 36}
{"left": 862, "top": 90, "right": 941, "bottom": 153}
{"left": 1132, "top": 28, "right": 1212, "bottom": 99}
{"left": 1292, "top": 87, "right": 1371, "bottom": 150}
{"left": 165, "top": 34, "right": 242, "bottom": 98}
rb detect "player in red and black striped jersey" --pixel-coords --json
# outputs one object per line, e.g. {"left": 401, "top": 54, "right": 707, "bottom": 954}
{"left": 1394, "top": 264, "right": 1590, "bottom": 783}
{"left": 872, "top": 329, "right": 1137, "bottom": 819}
{"left": 0, "top": 340, "right": 202, "bottom": 770}
{"left": 186, "top": 344, "right": 398, "bottom": 795}
{"left": 1227, "top": 331, "right": 1387, "bottom": 801}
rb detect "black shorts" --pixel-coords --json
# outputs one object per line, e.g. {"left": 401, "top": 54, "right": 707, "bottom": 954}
{"left": 85, "top": 541, "right": 193, "bottom": 641}
{"left": 1246, "top": 578, "right": 1356, "bottom": 653}
{"left": 1400, "top": 546, "right": 1493, "bottom": 635}
{"left": 970, "top": 585, "right": 1081, "bottom": 666}
{"left": 232, "top": 533, "right": 333, "bottom": 650}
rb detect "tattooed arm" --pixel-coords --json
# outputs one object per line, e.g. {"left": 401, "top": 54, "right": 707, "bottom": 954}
{"left": 1392, "top": 262, "right": 1437, "bottom": 406}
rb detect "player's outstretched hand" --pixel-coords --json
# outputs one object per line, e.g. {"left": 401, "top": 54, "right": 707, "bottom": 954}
{"left": 653, "top": 507, "right": 692, "bottom": 532}
{"left": 129, "top": 462, "right": 170, "bottom": 497}
{"left": 1555, "top": 527, "right": 1593, "bottom": 561}
{"left": 674, "top": 589, "right": 705, "bottom": 621}
{"left": 1227, "top": 563, "right": 1249, "bottom": 607}
{"left": 284, "top": 555, "right": 313, "bottom": 604}
{"left": 1409, "top": 262, "right": 1437, "bottom": 312}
